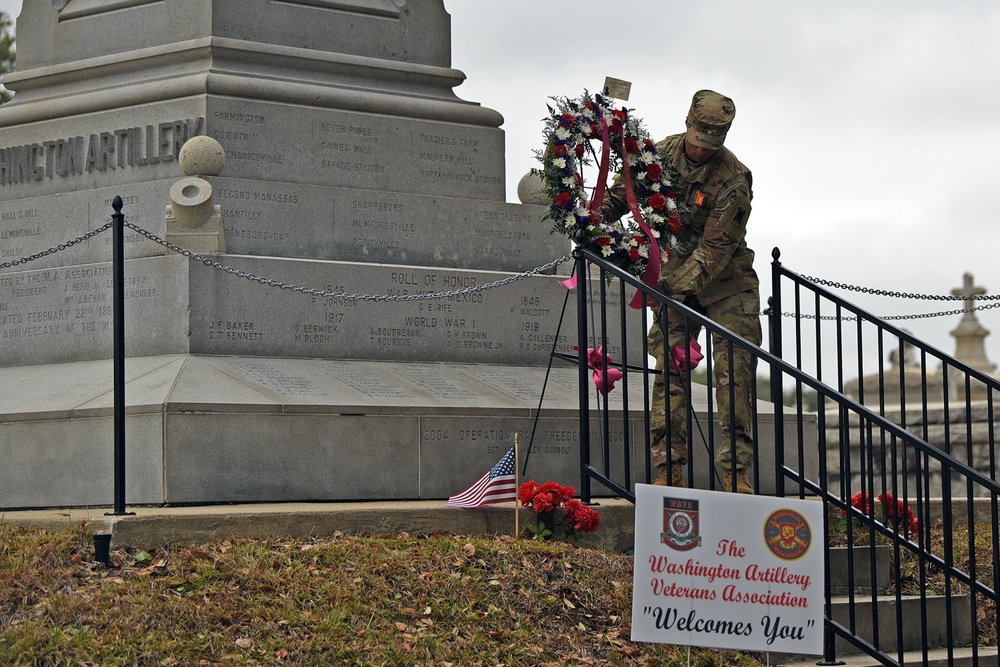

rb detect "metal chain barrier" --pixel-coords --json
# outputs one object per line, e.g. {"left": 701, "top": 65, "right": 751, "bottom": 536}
{"left": 778, "top": 274, "right": 1000, "bottom": 322}
{"left": 3, "top": 222, "right": 989, "bottom": 320}
{"left": 0, "top": 221, "right": 113, "bottom": 271}
{"left": 778, "top": 301, "right": 1000, "bottom": 322}
{"left": 0, "top": 219, "right": 570, "bottom": 301}
{"left": 124, "top": 221, "right": 571, "bottom": 301}
{"left": 801, "top": 274, "right": 1000, "bottom": 302}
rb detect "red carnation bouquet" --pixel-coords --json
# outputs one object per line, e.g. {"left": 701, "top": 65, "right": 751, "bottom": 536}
{"left": 518, "top": 480, "right": 601, "bottom": 541}
{"left": 841, "top": 491, "right": 919, "bottom": 536}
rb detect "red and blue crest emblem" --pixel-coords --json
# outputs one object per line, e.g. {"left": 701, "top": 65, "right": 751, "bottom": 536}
{"left": 661, "top": 496, "right": 701, "bottom": 551}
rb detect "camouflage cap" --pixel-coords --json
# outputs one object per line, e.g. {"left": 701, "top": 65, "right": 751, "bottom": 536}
{"left": 685, "top": 90, "right": 736, "bottom": 150}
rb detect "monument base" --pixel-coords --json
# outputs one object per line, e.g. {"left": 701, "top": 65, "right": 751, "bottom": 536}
{"left": 0, "top": 354, "right": 816, "bottom": 509}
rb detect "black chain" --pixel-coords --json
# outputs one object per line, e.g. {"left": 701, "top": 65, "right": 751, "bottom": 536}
{"left": 801, "top": 274, "right": 1000, "bottom": 302}
{"left": 5, "top": 223, "right": 988, "bottom": 320}
{"left": 0, "top": 222, "right": 113, "bottom": 271}
{"left": 780, "top": 301, "right": 1000, "bottom": 322}
{"left": 779, "top": 275, "right": 1000, "bottom": 321}
{"left": 124, "top": 222, "right": 571, "bottom": 302}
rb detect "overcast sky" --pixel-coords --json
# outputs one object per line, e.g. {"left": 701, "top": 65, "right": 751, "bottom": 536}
{"left": 447, "top": 0, "right": 1000, "bottom": 377}
{"left": 3, "top": 0, "right": 999, "bottom": 374}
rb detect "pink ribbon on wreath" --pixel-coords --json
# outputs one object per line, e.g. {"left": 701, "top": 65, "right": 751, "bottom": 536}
{"left": 575, "top": 345, "right": 623, "bottom": 395}
{"left": 619, "top": 132, "right": 662, "bottom": 310}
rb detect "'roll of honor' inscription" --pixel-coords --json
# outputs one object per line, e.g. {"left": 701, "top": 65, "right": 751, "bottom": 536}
{"left": 185, "top": 257, "right": 649, "bottom": 366}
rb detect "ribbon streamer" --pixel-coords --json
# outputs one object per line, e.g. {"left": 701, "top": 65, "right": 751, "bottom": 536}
{"left": 589, "top": 112, "right": 612, "bottom": 213}
{"left": 564, "top": 111, "right": 612, "bottom": 294}
{"left": 620, "top": 132, "right": 663, "bottom": 309}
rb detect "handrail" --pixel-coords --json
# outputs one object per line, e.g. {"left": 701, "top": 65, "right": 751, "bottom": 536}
{"left": 570, "top": 245, "right": 999, "bottom": 665}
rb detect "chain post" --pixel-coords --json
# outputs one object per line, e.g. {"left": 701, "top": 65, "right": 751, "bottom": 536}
{"left": 107, "top": 196, "right": 133, "bottom": 517}
{"left": 770, "top": 248, "right": 785, "bottom": 497}
{"left": 574, "top": 250, "right": 592, "bottom": 503}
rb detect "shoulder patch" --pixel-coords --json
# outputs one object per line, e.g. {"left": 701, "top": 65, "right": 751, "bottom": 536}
{"left": 718, "top": 189, "right": 752, "bottom": 238}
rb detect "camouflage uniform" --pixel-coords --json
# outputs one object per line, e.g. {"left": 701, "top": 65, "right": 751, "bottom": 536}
{"left": 605, "top": 90, "right": 761, "bottom": 474}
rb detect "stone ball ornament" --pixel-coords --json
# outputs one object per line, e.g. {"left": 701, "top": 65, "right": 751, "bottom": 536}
{"left": 178, "top": 135, "right": 226, "bottom": 176}
{"left": 517, "top": 170, "right": 548, "bottom": 205}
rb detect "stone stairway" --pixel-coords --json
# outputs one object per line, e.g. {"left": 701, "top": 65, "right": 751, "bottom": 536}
{"left": 777, "top": 545, "right": 998, "bottom": 666}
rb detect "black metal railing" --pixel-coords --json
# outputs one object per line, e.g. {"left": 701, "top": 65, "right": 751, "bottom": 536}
{"left": 570, "top": 245, "right": 1000, "bottom": 665}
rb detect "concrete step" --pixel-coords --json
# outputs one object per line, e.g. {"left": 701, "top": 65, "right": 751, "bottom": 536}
{"left": 828, "top": 593, "right": 973, "bottom": 655}
{"left": 777, "top": 644, "right": 998, "bottom": 666}
{"left": 829, "top": 544, "right": 891, "bottom": 595}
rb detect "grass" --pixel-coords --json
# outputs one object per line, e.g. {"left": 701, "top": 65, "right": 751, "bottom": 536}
{"left": 0, "top": 524, "right": 765, "bottom": 666}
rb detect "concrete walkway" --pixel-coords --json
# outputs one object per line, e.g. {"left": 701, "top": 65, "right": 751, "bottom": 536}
{"left": 2, "top": 495, "right": 986, "bottom": 552}
{"left": 0, "top": 498, "right": 639, "bottom": 551}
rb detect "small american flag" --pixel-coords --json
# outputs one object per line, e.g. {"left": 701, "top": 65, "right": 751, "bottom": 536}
{"left": 447, "top": 446, "right": 517, "bottom": 508}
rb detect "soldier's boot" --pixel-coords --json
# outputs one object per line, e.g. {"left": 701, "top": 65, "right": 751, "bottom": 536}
{"left": 653, "top": 463, "right": 685, "bottom": 487}
{"left": 723, "top": 469, "right": 754, "bottom": 494}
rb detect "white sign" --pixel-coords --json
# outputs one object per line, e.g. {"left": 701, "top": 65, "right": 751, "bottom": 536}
{"left": 631, "top": 484, "right": 825, "bottom": 655}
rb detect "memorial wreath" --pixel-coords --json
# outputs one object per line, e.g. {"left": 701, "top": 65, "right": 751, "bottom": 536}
{"left": 534, "top": 91, "right": 682, "bottom": 284}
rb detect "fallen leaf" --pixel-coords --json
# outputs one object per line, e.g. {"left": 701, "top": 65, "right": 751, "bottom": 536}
{"left": 235, "top": 638, "right": 253, "bottom": 649}
{"left": 462, "top": 543, "right": 476, "bottom": 556}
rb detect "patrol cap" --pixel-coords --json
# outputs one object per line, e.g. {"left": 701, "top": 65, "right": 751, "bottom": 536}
{"left": 685, "top": 90, "right": 736, "bottom": 150}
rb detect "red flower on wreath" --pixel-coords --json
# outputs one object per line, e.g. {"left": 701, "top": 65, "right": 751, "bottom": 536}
{"left": 610, "top": 109, "right": 627, "bottom": 131}
{"left": 646, "top": 163, "right": 663, "bottom": 180}
{"left": 623, "top": 136, "right": 639, "bottom": 154}
{"left": 648, "top": 193, "right": 667, "bottom": 211}
{"left": 554, "top": 191, "right": 572, "bottom": 209}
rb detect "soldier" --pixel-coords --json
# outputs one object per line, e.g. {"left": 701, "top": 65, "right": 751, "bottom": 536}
{"left": 604, "top": 89, "right": 760, "bottom": 494}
